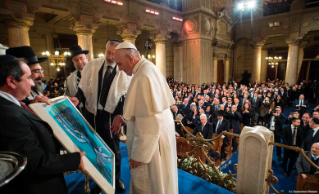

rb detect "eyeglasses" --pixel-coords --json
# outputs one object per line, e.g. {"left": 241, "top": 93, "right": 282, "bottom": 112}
{"left": 32, "top": 69, "right": 44, "bottom": 73}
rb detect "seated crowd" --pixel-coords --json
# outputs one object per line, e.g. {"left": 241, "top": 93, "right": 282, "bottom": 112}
{"left": 169, "top": 77, "right": 319, "bottom": 178}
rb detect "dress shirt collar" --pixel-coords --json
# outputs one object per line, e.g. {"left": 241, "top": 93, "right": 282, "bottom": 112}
{"left": 0, "top": 90, "right": 21, "bottom": 107}
{"left": 311, "top": 154, "right": 319, "bottom": 160}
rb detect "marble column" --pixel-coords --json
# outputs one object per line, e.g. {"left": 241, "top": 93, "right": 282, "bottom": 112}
{"left": 213, "top": 56, "right": 218, "bottom": 83}
{"left": 261, "top": 49, "right": 268, "bottom": 82}
{"left": 285, "top": 40, "right": 300, "bottom": 85}
{"left": 251, "top": 43, "right": 263, "bottom": 82}
{"left": 6, "top": 19, "right": 34, "bottom": 47}
{"left": 117, "top": 23, "right": 141, "bottom": 45}
{"left": 224, "top": 57, "right": 230, "bottom": 83}
{"left": 297, "top": 42, "right": 306, "bottom": 80}
{"left": 155, "top": 33, "right": 169, "bottom": 77}
{"left": 174, "top": 43, "right": 183, "bottom": 82}
{"left": 71, "top": 21, "right": 99, "bottom": 61}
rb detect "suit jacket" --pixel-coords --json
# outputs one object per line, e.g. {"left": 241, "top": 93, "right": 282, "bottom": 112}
{"left": 281, "top": 125, "right": 303, "bottom": 147}
{"left": 227, "top": 111, "right": 242, "bottom": 134}
{"left": 172, "top": 109, "right": 184, "bottom": 135}
{"left": 192, "top": 122, "right": 213, "bottom": 139}
{"left": 0, "top": 97, "right": 80, "bottom": 194}
{"left": 213, "top": 118, "right": 230, "bottom": 135}
{"left": 294, "top": 99, "right": 308, "bottom": 112}
{"left": 300, "top": 121, "right": 311, "bottom": 141}
{"left": 250, "top": 97, "right": 262, "bottom": 113}
{"left": 303, "top": 129, "right": 319, "bottom": 151}
{"left": 265, "top": 112, "right": 285, "bottom": 136}
{"left": 296, "top": 151, "right": 319, "bottom": 174}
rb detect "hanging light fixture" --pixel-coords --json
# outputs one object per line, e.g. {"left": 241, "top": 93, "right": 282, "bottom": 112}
{"left": 42, "top": 34, "right": 71, "bottom": 71}
{"left": 265, "top": 36, "right": 282, "bottom": 68}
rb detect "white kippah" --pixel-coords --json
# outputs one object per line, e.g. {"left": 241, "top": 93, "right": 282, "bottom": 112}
{"left": 115, "top": 42, "right": 137, "bottom": 50}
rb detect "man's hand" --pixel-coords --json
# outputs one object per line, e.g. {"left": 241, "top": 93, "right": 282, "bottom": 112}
{"left": 111, "top": 115, "right": 126, "bottom": 135}
{"left": 79, "top": 151, "right": 86, "bottom": 172}
{"left": 31, "top": 95, "right": 52, "bottom": 105}
{"left": 68, "top": 97, "right": 79, "bottom": 106}
{"left": 129, "top": 158, "right": 142, "bottom": 170}
{"left": 175, "top": 132, "right": 180, "bottom": 138}
{"left": 301, "top": 173, "right": 307, "bottom": 179}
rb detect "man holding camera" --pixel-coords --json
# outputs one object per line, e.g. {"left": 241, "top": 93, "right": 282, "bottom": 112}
{"left": 266, "top": 106, "right": 285, "bottom": 161}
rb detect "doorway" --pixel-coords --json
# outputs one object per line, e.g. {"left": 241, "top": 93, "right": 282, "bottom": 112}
{"left": 217, "top": 60, "right": 224, "bottom": 84}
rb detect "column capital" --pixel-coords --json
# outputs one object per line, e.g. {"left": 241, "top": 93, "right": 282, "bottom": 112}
{"left": 286, "top": 38, "right": 302, "bottom": 46}
{"left": 4, "top": 12, "right": 34, "bottom": 30}
{"left": 117, "top": 23, "right": 141, "bottom": 43}
{"left": 153, "top": 30, "right": 171, "bottom": 44}
{"left": 70, "top": 21, "right": 99, "bottom": 35}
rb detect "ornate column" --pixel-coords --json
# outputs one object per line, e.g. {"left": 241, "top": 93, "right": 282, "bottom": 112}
{"left": 117, "top": 23, "right": 141, "bottom": 45}
{"left": 154, "top": 31, "right": 170, "bottom": 77}
{"left": 174, "top": 43, "right": 183, "bottom": 82}
{"left": 71, "top": 20, "right": 99, "bottom": 61}
{"left": 5, "top": 13, "right": 34, "bottom": 47}
{"left": 224, "top": 57, "right": 230, "bottom": 83}
{"left": 213, "top": 56, "right": 218, "bottom": 83}
{"left": 285, "top": 40, "right": 300, "bottom": 85}
{"left": 261, "top": 49, "right": 268, "bottom": 82}
{"left": 251, "top": 42, "right": 264, "bottom": 82}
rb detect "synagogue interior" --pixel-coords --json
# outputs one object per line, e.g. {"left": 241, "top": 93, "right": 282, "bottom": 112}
{"left": 0, "top": 0, "right": 319, "bottom": 193}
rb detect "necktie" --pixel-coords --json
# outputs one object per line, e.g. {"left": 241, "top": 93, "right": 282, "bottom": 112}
{"left": 216, "top": 120, "right": 220, "bottom": 133}
{"left": 20, "top": 101, "right": 34, "bottom": 114}
{"left": 301, "top": 100, "right": 303, "bottom": 105}
{"left": 254, "top": 97, "right": 256, "bottom": 103}
{"left": 99, "top": 65, "right": 113, "bottom": 108}
{"left": 76, "top": 70, "right": 81, "bottom": 87}
{"left": 201, "top": 124, "right": 204, "bottom": 132}
{"left": 292, "top": 127, "right": 297, "bottom": 145}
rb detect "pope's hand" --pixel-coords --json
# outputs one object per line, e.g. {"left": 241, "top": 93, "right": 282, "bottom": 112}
{"left": 301, "top": 173, "right": 307, "bottom": 179}
{"left": 68, "top": 97, "right": 79, "bottom": 106}
{"left": 31, "top": 95, "right": 52, "bottom": 105}
{"left": 111, "top": 115, "right": 126, "bottom": 135}
{"left": 129, "top": 158, "right": 142, "bottom": 170}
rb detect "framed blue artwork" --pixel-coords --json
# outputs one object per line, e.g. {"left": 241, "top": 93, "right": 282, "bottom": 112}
{"left": 30, "top": 96, "right": 115, "bottom": 194}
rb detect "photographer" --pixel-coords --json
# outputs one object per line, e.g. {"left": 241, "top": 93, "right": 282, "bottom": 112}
{"left": 265, "top": 106, "right": 286, "bottom": 161}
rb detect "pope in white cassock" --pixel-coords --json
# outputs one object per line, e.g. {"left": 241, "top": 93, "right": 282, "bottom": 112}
{"left": 113, "top": 42, "right": 178, "bottom": 194}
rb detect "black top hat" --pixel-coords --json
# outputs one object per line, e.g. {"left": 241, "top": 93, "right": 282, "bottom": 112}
{"left": 69, "top": 45, "right": 89, "bottom": 58}
{"left": 217, "top": 110, "right": 225, "bottom": 116}
{"left": 0, "top": 55, "right": 16, "bottom": 65}
{"left": 6, "top": 46, "right": 48, "bottom": 65}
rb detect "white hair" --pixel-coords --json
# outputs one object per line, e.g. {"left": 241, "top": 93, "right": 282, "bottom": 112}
{"left": 200, "top": 114, "right": 207, "bottom": 119}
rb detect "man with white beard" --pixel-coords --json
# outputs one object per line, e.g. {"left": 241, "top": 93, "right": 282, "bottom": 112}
{"left": 6, "top": 46, "right": 51, "bottom": 105}
{"left": 76, "top": 40, "right": 130, "bottom": 192}
{"left": 113, "top": 42, "right": 178, "bottom": 194}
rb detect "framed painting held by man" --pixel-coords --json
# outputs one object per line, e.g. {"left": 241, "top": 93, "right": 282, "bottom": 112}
{"left": 30, "top": 96, "right": 115, "bottom": 194}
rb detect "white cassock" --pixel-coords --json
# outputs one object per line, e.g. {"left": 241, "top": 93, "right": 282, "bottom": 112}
{"left": 123, "top": 58, "right": 178, "bottom": 194}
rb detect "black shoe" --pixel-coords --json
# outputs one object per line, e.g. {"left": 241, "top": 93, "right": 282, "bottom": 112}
{"left": 278, "top": 156, "right": 282, "bottom": 161}
{"left": 283, "top": 171, "right": 289, "bottom": 178}
{"left": 116, "top": 179, "right": 126, "bottom": 193}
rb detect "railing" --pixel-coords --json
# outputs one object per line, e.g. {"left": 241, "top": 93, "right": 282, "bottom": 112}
{"left": 176, "top": 120, "right": 319, "bottom": 194}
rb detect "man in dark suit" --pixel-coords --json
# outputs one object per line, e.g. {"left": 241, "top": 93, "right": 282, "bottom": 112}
{"left": 0, "top": 56, "right": 84, "bottom": 194}
{"left": 301, "top": 113, "right": 311, "bottom": 141}
{"left": 75, "top": 40, "right": 127, "bottom": 192}
{"left": 171, "top": 104, "right": 184, "bottom": 136}
{"left": 192, "top": 114, "right": 213, "bottom": 139}
{"left": 265, "top": 106, "right": 285, "bottom": 161}
{"left": 294, "top": 94, "right": 308, "bottom": 116}
{"left": 297, "top": 142, "right": 319, "bottom": 179}
{"left": 281, "top": 118, "right": 303, "bottom": 178}
{"left": 228, "top": 105, "right": 242, "bottom": 153}
{"left": 213, "top": 111, "right": 230, "bottom": 160}
{"left": 250, "top": 92, "right": 262, "bottom": 125}
{"left": 303, "top": 118, "right": 319, "bottom": 151}
{"left": 179, "top": 98, "right": 190, "bottom": 116}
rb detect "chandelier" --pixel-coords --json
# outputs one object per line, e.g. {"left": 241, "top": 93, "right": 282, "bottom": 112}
{"left": 42, "top": 50, "right": 71, "bottom": 71}
{"left": 265, "top": 56, "right": 282, "bottom": 68}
